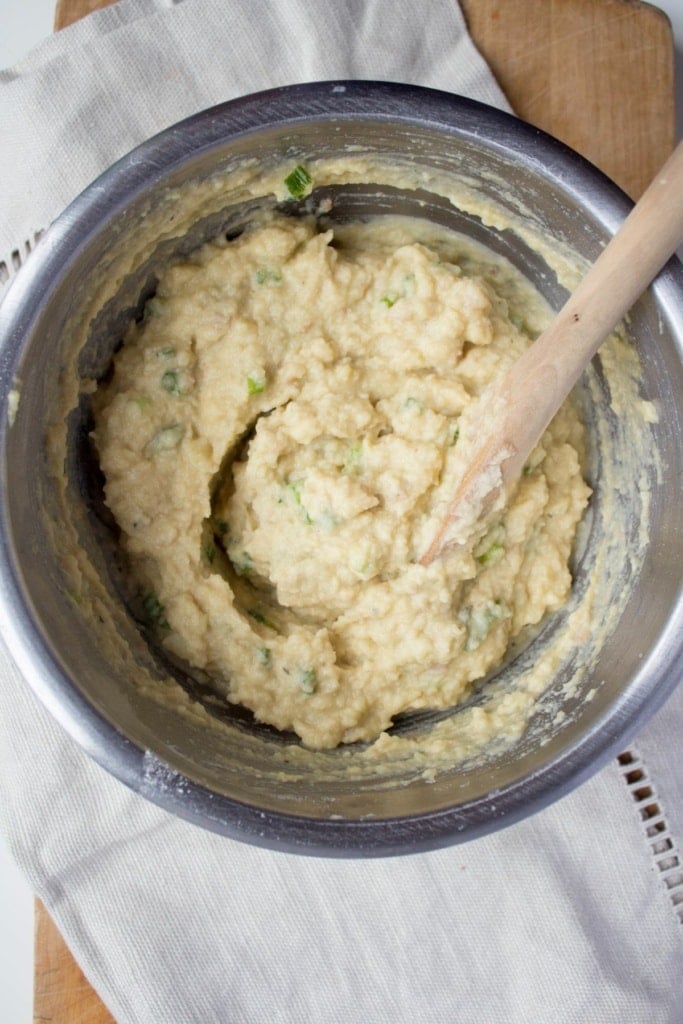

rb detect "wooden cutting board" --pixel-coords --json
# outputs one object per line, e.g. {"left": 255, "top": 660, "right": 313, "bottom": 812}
{"left": 34, "top": 1, "right": 674, "bottom": 1021}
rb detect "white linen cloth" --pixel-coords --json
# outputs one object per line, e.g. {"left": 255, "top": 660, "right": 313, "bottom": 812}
{"left": 0, "top": 2, "right": 681, "bottom": 1021}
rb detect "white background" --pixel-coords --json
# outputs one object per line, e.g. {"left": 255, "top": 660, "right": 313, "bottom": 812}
{"left": 1, "top": 2, "right": 682, "bottom": 1021}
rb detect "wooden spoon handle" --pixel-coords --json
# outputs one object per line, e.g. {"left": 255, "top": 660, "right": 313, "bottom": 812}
{"left": 421, "top": 140, "right": 683, "bottom": 566}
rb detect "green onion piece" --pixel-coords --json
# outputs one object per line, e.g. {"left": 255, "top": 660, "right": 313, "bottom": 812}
{"left": 147, "top": 423, "right": 185, "bottom": 454}
{"left": 523, "top": 462, "right": 533, "bottom": 476}
{"left": 156, "top": 346, "right": 175, "bottom": 358}
{"left": 343, "top": 441, "right": 363, "bottom": 475}
{"left": 477, "top": 541, "right": 505, "bottom": 566}
{"left": 233, "top": 551, "right": 253, "bottom": 577}
{"left": 247, "top": 608, "right": 277, "bottom": 630}
{"left": 284, "top": 164, "right": 313, "bottom": 199}
{"left": 255, "top": 268, "right": 282, "bottom": 284}
{"left": 144, "top": 297, "right": 165, "bottom": 319}
{"left": 161, "top": 370, "right": 182, "bottom": 395}
{"left": 286, "top": 480, "right": 304, "bottom": 504}
{"left": 141, "top": 592, "right": 169, "bottom": 630}
{"left": 380, "top": 294, "right": 397, "bottom": 308}
{"left": 257, "top": 646, "right": 272, "bottom": 667}
{"left": 285, "top": 480, "right": 313, "bottom": 524}
{"left": 247, "top": 374, "right": 266, "bottom": 395}
{"left": 203, "top": 542, "right": 216, "bottom": 564}
{"left": 353, "top": 560, "right": 375, "bottom": 578}
{"left": 459, "top": 600, "right": 509, "bottom": 652}
{"left": 299, "top": 668, "right": 317, "bottom": 694}
{"left": 450, "top": 424, "right": 460, "bottom": 446}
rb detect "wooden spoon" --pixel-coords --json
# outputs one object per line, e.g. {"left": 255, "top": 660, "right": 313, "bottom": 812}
{"left": 420, "top": 140, "right": 683, "bottom": 566}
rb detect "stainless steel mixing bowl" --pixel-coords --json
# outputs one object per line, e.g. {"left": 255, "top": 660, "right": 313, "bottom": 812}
{"left": 0, "top": 81, "right": 681, "bottom": 856}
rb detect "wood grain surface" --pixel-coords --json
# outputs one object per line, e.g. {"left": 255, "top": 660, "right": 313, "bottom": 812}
{"left": 37, "top": 1, "right": 675, "bottom": 1021}
{"left": 34, "top": 901, "right": 116, "bottom": 1023}
{"left": 54, "top": 0, "right": 119, "bottom": 27}
{"left": 460, "top": 0, "right": 674, "bottom": 198}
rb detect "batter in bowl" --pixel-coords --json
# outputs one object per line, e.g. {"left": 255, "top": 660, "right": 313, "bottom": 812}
{"left": 92, "top": 212, "right": 590, "bottom": 750}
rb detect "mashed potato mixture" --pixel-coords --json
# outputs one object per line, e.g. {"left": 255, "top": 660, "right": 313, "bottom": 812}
{"left": 93, "top": 213, "right": 590, "bottom": 750}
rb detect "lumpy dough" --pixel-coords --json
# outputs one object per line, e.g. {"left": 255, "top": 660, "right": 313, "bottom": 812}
{"left": 92, "top": 214, "right": 590, "bottom": 750}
